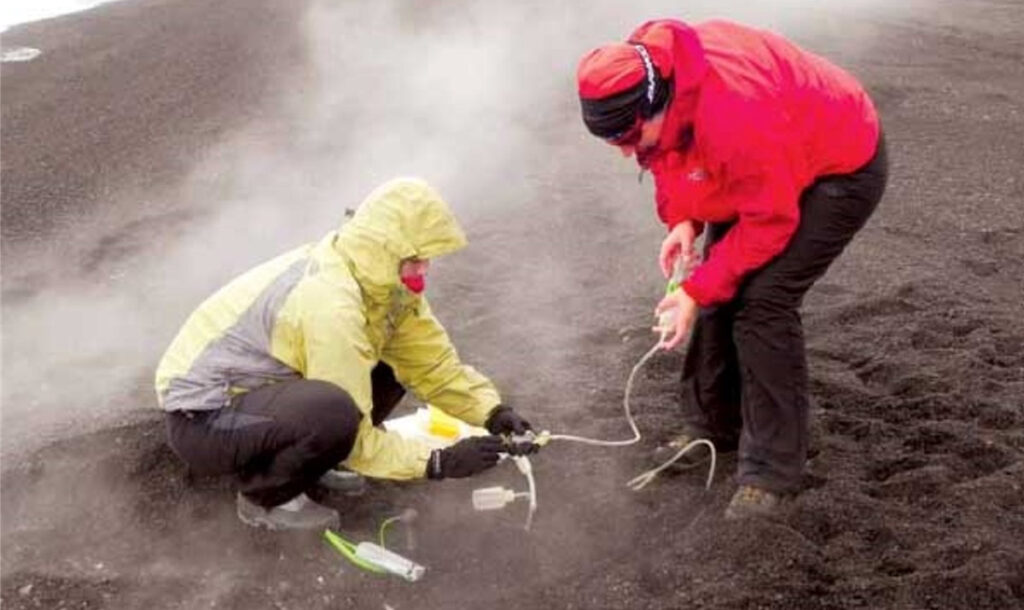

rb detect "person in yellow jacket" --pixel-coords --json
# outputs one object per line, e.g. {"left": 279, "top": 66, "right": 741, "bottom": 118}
{"left": 155, "top": 178, "right": 535, "bottom": 530}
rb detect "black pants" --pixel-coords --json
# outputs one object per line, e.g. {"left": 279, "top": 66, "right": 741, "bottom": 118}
{"left": 166, "top": 362, "right": 406, "bottom": 507}
{"left": 682, "top": 135, "right": 888, "bottom": 494}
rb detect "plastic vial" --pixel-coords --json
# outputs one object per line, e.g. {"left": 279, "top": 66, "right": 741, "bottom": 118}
{"left": 472, "top": 486, "right": 516, "bottom": 511}
{"left": 658, "top": 257, "right": 685, "bottom": 336}
{"left": 658, "top": 309, "right": 677, "bottom": 335}
{"left": 354, "top": 542, "right": 425, "bottom": 582}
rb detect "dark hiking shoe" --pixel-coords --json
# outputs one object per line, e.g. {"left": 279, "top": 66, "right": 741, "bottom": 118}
{"left": 724, "top": 485, "right": 783, "bottom": 520}
{"left": 236, "top": 493, "right": 340, "bottom": 531}
{"left": 317, "top": 469, "right": 366, "bottom": 496}
{"left": 652, "top": 431, "right": 734, "bottom": 470}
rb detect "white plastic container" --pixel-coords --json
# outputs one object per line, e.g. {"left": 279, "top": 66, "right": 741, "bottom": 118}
{"left": 354, "top": 542, "right": 426, "bottom": 582}
{"left": 472, "top": 486, "right": 517, "bottom": 511}
{"left": 383, "top": 406, "right": 488, "bottom": 450}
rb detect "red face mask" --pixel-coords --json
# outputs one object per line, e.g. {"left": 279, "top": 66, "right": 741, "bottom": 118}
{"left": 399, "top": 258, "right": 430, "bottom": 294}
{"left": 401, "top": 274, "right": 426, "bottom": 294}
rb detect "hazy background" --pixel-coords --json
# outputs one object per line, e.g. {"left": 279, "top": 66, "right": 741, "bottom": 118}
{"left": 3, "top": 0, "right": 923, "bottom": 457}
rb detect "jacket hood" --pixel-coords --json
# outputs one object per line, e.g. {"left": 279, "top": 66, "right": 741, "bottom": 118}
{"left": 334, "top": 178, "right": 467, "bottom": 298}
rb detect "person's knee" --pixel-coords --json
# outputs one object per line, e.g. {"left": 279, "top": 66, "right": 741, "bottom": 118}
{"left": 294, "top": 380, "right": 363, "bottom": 460}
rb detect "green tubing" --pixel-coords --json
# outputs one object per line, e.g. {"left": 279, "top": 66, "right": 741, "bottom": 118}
{"left": 323, "top": 529, "right": 386, "bottom": 574}
{"left": 378, "top": 517, "right": 399, "bottom": 548}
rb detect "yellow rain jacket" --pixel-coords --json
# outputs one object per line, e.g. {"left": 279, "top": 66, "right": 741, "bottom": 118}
{"left": 154, "top": 178, "right": 502, "bottom": 479}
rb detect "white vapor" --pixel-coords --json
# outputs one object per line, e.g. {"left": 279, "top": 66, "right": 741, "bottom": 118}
{"left": 2, "top": 0, "right": 911, "bottom": 458}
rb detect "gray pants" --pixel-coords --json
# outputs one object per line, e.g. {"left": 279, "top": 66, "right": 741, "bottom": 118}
{"left": 166, "top": 363, "right": 406, "bottom": 507}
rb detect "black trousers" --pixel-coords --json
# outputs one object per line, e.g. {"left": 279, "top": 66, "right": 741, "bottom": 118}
{"left": 682, "top": 135, "right": 888, "bottom": 494}
{"left": 166, "top": 362, "right": 407, "bottom": 507}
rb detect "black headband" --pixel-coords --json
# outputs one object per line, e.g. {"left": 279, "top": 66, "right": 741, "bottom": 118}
{"left": 580, "top": 44, "right": 670, "bottom": 139}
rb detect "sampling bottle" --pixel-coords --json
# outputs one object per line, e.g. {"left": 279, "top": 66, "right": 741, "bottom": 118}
{"left": 472, "top": 486, "right": 517, "bottom": 511}
{"left": 354, "top": 542, "right": 426, "bottom": 582}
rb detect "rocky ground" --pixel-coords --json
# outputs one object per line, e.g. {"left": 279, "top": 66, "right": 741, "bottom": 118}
{"left": 2, "top": 0, "right": 1022, "bottom": 608}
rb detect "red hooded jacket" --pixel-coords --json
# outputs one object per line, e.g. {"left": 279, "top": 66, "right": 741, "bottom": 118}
{"left": 630, "top": 20, "right": 879, "bottom": 306}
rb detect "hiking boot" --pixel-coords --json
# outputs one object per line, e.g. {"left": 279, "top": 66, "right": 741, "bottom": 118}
{"left": 236, "top": 493, "right": 340, "bottom": 531}
{"left": 651, "top": 431, "right": 733, "bottom": 470}
{"left": 317, "top": 469, "right": 366, "bottom": 496}
{"left": 724, "top": 485, "right": 783, "bottom": 520}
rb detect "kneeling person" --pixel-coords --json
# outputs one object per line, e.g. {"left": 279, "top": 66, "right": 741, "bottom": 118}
{"left": 154, "top": 178, "right": 533, "bottom": 530}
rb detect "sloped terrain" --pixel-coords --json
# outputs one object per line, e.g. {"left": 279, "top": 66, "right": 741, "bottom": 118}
{"left": 2, "top": 1, "right": 1022, "bottom": 608}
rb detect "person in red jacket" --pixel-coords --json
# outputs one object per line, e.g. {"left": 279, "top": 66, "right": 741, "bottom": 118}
{"left": 577, "top": 19, "right": 887, "bottom": 519}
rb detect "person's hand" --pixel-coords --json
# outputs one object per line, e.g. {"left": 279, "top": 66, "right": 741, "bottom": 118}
{"left": 485, "top": 406, "right": 540, "bottom": 454}
{"left": 659, "top": 220, "right": 699, "bottom": 279}
{"left": 485, "top": 405, "right": 533, "bottom": 436}
{"left": 426, "top": 435, "right": 505, "bottom": 480}
{"left": 654, "top": 288, "right": 699, "bottom": 351}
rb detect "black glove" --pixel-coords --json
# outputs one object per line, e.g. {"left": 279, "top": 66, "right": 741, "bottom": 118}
{"left": 485, "top": 405, "right": 533, "bottom": 436}
{"left": 427, "top": 435, "right": 505, "bottom": 480}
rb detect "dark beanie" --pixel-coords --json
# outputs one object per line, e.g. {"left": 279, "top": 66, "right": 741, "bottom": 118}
{"left": 577, "top": 43, "right": 670, "bottom": 139}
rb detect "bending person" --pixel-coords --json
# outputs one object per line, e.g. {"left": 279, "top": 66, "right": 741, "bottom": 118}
{"left": 577, "top": 19, "right": 887, "bottom": 519}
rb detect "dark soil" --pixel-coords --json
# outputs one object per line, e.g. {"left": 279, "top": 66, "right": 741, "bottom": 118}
{"left": 3, "top": 1, "right": 1022, "bottom": 609}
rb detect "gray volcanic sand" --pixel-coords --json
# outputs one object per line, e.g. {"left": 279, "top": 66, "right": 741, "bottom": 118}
{"left": 2, "top": 0, "right": 1022, "bottom": 608}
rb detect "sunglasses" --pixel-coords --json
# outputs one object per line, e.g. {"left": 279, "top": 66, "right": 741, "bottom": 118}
{"left": 604, "top": 115, "right": 644, "bottom": 147}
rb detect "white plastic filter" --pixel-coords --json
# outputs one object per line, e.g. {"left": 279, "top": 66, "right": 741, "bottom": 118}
{"left": 470, "top": 457, "right": 537, "bottom": 529}
{"left": 472, "top": 486, "right": 517, "bottom": 511}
